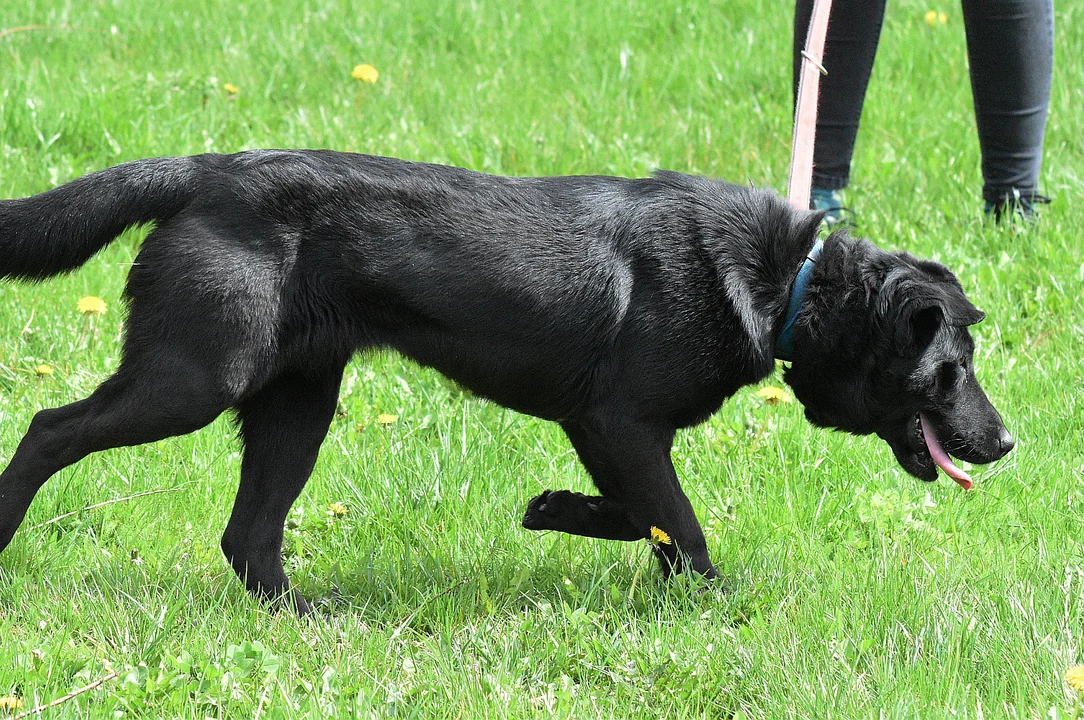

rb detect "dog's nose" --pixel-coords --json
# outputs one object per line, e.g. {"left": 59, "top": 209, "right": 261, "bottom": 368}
{"left": 997, "top": 428, "right": 1015, "bottom": 455}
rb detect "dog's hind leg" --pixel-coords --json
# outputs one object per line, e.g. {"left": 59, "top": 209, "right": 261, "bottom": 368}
{"left": 551, "top": 418, "right": 718, "bottom": 580}
{"left": 221, "top": 367, "right": 344, "bottom": 617}
{"left": 0, "top": 357, "right": 233, "bottom": 556}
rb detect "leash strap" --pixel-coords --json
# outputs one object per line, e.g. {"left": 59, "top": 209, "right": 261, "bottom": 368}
{"left": 787, "top": 0, "right": 832, "bottom": 212}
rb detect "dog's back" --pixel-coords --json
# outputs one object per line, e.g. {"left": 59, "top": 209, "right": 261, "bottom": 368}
{"left": 1, "top": 151, "right": 785, "bottom": 418}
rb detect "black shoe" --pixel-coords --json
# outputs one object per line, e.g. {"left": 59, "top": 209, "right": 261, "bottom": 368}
{"left": 810, "top": 186, "right": 854, "bottom": 227}
{"left": 984, "top": 189, "right": 1051, "bottom": 224}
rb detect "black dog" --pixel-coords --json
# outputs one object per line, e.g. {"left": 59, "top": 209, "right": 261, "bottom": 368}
{"left": 0, "top": 151, "right": 1013, "bottom": 614}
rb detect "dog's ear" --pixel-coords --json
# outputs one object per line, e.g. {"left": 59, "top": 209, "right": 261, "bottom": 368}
{"left": 939, "top": 286, "right": 985, "bottom": 327}
{"left": 909, "top": 259, "right": 986, "bottom": 327}
{"left": 907, "top": 305, "right": 942, "bottom": 351}
{"left": 881, "top": 259, "right": 985, "bottom": 353}
{"left": 891, "top": 300, "right": 946, "bottom": 354}
{"left": 892, "top": 286, "right": 985, "bottom": 353}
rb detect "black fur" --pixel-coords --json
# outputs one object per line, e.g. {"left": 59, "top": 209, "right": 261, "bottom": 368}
{"left": 0, "top": 151, "right": 1012, "bottom": 614}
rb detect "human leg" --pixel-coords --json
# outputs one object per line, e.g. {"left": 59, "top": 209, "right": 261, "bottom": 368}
{"left": 793, "top": 0, "right": 888, "bottom": 193}
{"left": 961, "top": 0, "right": 1054, "bottom": 219}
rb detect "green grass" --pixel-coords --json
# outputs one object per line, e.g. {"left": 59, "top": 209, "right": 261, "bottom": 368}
{"left": 1, "top": 0, "right": 1082, "bottom": 717}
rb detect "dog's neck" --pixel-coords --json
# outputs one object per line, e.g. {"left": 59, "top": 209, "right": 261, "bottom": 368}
{"left": 774, "top": 238, "right": 823, "bottom": 361}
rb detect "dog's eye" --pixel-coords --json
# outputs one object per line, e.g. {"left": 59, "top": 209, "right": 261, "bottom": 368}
{"left": 958, "top": 357, "right": 967, "bottom": 369}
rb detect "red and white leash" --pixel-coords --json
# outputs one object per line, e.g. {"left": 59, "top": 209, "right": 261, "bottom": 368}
{"left": 787, "top": 0, "right": 833, "bottom": 212}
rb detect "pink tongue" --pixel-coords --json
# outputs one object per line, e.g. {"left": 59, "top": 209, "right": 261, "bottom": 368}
{"left": 920, "top": 413, "right": 972, "bottom": 490}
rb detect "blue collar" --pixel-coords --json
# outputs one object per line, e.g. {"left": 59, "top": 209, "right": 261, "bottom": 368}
{"left": 775, "top": 239, "right": 823, "bottom": 361}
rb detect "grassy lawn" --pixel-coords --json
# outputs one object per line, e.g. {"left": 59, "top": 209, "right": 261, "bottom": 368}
{"left": 1, "top": 0, "right": 1082, "bottom": 717}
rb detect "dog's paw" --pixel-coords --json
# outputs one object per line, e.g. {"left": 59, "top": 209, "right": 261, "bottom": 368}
{"left": 521, "top": 489, "right": 583, "bottom": 531}
{"left": 521, "top": 489, "right": 554, "bottom": 530}
{"left": 522, "top": 490, "right": 644, "bottom": 541}
{"left": 277, "top": 587, "right": 312, "bottom": 618}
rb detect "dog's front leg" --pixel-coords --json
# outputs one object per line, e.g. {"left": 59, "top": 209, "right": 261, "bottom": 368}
{"left": 537, "top": 418, "right": 717, "bottom": 580}
{"left": 521, "top": 489, "right": 642, "bottom": 540}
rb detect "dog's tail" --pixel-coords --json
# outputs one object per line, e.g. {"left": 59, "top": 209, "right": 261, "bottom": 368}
{"left": 0, "top": 156, "right": 201, "bottom": 281}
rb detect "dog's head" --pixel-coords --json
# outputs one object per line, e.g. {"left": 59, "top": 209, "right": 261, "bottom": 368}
{"left": 784, "top": 234, "right": 1014, "bottom": 482}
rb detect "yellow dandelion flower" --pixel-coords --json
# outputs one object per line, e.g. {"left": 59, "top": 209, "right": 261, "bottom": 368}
{"left": 34, "top": 364, "right": 54, "bottom": 376}
{"left": 755, "top": 386, "right": 794, "bottom": 405}
{"left": 924, "top": 10, "right": 938, "bottom": 25}
{"left": 938, "top": 11, "right": 948, "bottom": 24}
{"left": 223, "top": 82, "right": 239, "bottom": 94}
{"left": 328, "top": 502, "right": 349, "bottom": 516}
{"left": 351, "top": 64, "right": 379, "bottom": 84}
{"left": 377, "top": 413, "right": 398, "bottom": 425}
{"left": 0, "top": 696, "right": 24, "bottom": 710}
{"left": 77, "top": 296, "right": 107, "bottom": 315}
{"left": 649, "top": 526, "right": 671, "bottom": 545}
{"left": 1066, "top": 665, "right": 1084, "bottom": 693}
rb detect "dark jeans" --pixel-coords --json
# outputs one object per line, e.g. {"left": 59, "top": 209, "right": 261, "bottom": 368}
{"left": 793, "top": 0, "right": 1053, "bottom": 203}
